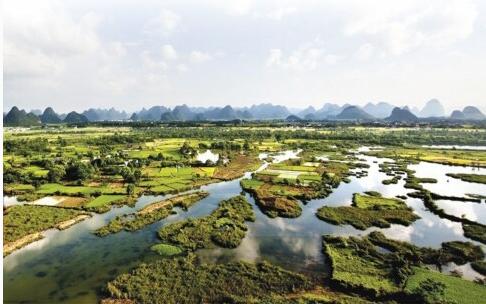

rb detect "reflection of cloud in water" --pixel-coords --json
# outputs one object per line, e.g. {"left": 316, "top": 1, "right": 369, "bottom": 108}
{"left": 382, "top": 225, "right": 414, "bottom": 242}
{"left": 410, "top": 162, "right": 486, "bottom": 197}
{"left": 436, "top": 200, "right": 484, "bottom": 225}
{"left": 265, "top": 217, "right": 301, "bottom": 233}
{"left": 279, "top": 234, "right": 321, "bottom": 258}
{"left": 4, "top": 229, "right": 59, "bottom": 271}
{"left": 234, "top": 230, "right": 260, "bottom": 262}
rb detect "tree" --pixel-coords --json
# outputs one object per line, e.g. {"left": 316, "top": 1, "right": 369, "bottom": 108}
{"left": 65, "top": 162, "right": 93, "bottom": 181}
{"left": 126, "top": 183, "right": 135, "bottom": 195}
{"left": 179, "top": 142, "right": 196, "bottom": 156}
{"left": 47, "top": 165, "right": 66, "bottom": 183}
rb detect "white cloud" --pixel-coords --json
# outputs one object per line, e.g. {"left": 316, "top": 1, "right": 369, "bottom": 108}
{"left": 342, "top": 0, "right": 478, "bottom": 56}
{"left": 143, "top": 9, "right": 180, "bottom": 37}
{"left": 355, "top": 43, "right": 375, "bottom": 61}
{"left": 141, "top": 51, "right": 168, "bottom": 71}
{"left": 189, "top": 51, "right": 212, "bottom": 63}
{"left": 324, "top": 54, "right": 341, "bottom": 65}
{"left": 265, "top": 7, "right": 296, "bottom": 20}
{"left": 266, "top": 42, "right": 331, "bottom": 71}
{"left": 177, "top": 64, "right": 189, "bottom": 73}
{"left": 209, "top": 0, "right": 254, "bottom": 16}
{"left": 161, "top": 44, "right": 178, "bottom": 61}
{"left": 4, "top": 0, "right": 100, "bottom": 78}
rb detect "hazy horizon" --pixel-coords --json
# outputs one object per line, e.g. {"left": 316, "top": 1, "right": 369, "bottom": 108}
{"left": 4, "top": 99, "right": 484, "bottom": 117}
{"left": 4, "top": 0, "right": 486, "bottom": 113}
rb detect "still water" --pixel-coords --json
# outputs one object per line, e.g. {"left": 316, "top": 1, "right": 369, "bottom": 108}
{"left": 3, "top": 149, "right": 486, "bottom": 303}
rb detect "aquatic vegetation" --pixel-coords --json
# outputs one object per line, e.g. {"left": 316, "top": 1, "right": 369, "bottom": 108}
{"left": 367, "top": 231, "right": 484, "bottom": 266}
{"left": 251, "top": 191, "right": 302, "bottom": 218}
{"left": 3, "top": 205, "right": 89, "bottom": 255}
{"left": 150, "top": 243, "right": 184, "bottom": 257}
{"left": 471, "top": 261, "right": 486, "bottom": 276}
{"left": 405, "top": 267, "right": 486, "bottom": 304}
{"left": 324, "top": 233, "right": 485, "bottom": 302}
{"left": 316, "top": 193, "right": 419, "bottom": 230}
{"left": 212, "top": 154, "right": 261, "bottom": 180}
{"left": 322, "top": 235, "right": 402, "bottom": 297}
{"left": 105, "top": 254, "right": 310, "bottom": 304}
{"left": 85, "top": 195, "right": 131, "bottom": 211}
{"left": 352, "top": 193, "right": 408, "bottom": 210}
{"left": 462, "top": 223, "right": 486, "bottom": 245}
{"left": 382, "top": 176, "right": 400, "bottom": 185}
{"left": 317, "top": 207, "right": 419, "bottom": 230}
{"left": 241, "top": 158, "right": 353, "bottom": 218}
{"left": 94, "top": 191, "right": 209, "bottom": 237}
{"left": 157, "top": 195, "right": 254, "bottom": 250}
{"left": 446, "top": 173, "right": 486, "bottom": 184}
{"left": 367, "top": 147, "right": 486, "bottom": 168}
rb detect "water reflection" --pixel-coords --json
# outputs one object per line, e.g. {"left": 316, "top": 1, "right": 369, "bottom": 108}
{"left": 410, "top": 162, "right": 486, "bottom": 197}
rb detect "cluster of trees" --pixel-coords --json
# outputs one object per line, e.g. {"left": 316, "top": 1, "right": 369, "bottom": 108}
{"left": 83, "top": 126, "right": 486, "bottom": 146}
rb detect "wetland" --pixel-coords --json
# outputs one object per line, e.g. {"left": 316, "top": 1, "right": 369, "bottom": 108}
{"left": 3, "top": 125, "right": 486, "bottom": 303}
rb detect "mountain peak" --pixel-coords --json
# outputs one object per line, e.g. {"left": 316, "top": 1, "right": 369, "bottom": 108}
{"left": 386, "top": 107, "right": 418, "bottom": 122}
{"left": 419, "top": 98, "right": 445, "bottom": 117}
{"left": 336, "top": 106, "right": 374, "bottom": 120}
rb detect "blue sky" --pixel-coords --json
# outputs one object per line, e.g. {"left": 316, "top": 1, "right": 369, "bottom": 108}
{"left": 4, "top": 0, "right": 486, "bottom": 113}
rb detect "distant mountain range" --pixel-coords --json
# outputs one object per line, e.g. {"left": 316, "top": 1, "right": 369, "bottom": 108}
{"left": 3, "top": 99, "right": 485, "bottom": 126}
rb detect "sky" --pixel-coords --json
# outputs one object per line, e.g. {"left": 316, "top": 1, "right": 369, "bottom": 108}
{"left": 4, "top": 0, "right": 486, "bottom": 114}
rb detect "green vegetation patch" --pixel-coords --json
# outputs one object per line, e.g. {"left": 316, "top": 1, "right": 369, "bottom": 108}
{"left": 447, "top": 173, "right": 486, "bottom": 184}
{"left": 462, "top": 222, "right": 486, "bottom": 245}
{"left": 367, "top": 231, "right": 484, "bottom": 266}
{"left": 150, "top": 243, "right": 184, "bottom": 257}
{"left": 323, "top": 235, "right": 401, "bottom": 297}
{"left": 157, "top": 195, "right": 254, "bottom": 250}
{"left": 253, "top": 193, "right": 302, "bottom": 218}
{"left": 317, "top": 193, "right": 419, "bottom": 230}
{"left": 324, "top": 232, "right": 485, "bottom": 301}
{"left": 105, "top": 254, "right": 310, "bottom": 304}
{"left": 85, "top": 195, "right": 127, "bottom": 208}
{"left": 405, "top": 267, "right": 486, "bottom": 304}
{"left": 4, "top": 205, "right": 87, "bottom": 244}
{"left": 94, "top": 191, "right": 209, "bottom": 237}
{"left": 471, "top": 261, "right": 486, "bottom": 276}
{"left": 352, "top": 193, "right": 407, "bottom": 210}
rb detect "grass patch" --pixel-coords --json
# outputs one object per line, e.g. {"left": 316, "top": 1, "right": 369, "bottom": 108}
{"left": 4, "top": 205, "right": 87, "bottom": 244}
{"left": 317, "top": 193, "right": 419, "bottom": 230}
{"left": 462, "top": 222, "right": 486, "bottom": 244}
{"left": 95, "top": 191, "right": 209, "bottom": 236}
{"left": 352, "top": 193, "right": 407, "bottom": 210}
{"left": 157, "top": 195, "right": 254, "bottom": 250}
{"left": 150, "top": 243, "right": 184, "bottom": 257}
{"left": 405, "top": 267, "right": 486, "bottom": 304}
{"left": 447, "top": 173, "right": 486, "bottom": 184}
{"left": 85, "top": 195, "right": 127, "bottom": 208}
{"left": 323, "top": 235, "right": 401, "bottom": 297}
{"left": 213, "top": 154, "right": 261, "bottom": 180}
{"left": 105, "top": 254, "right": 310, "bottom": 303}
